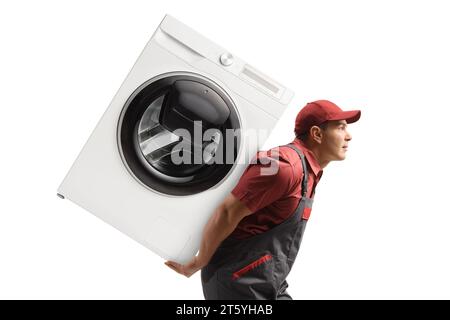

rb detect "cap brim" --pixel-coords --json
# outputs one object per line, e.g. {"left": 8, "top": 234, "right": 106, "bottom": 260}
{"left": 329, "top": 110, "right": 361, "bottom": 124}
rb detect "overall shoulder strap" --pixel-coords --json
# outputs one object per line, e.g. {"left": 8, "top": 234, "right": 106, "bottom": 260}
{"left": 284, "top": 144, "right": 308, "bottom": 197}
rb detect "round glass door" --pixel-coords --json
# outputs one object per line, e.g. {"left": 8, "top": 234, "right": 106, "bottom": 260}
{"left": 118, "top": 72, "right": 241, "bottom": 196}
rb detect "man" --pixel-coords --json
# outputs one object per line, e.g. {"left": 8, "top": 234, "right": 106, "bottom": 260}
{"left": 165, "top": 100, "right": 361, "bottom": 299}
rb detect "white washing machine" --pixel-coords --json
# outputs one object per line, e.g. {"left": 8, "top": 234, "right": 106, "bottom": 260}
{"left": 58, "top": 15, "right": 294, "bottom": 264}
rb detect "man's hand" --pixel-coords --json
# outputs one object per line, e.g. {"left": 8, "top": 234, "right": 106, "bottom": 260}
{"left": 165, "top": 256, "right": 204, "bottom": 278}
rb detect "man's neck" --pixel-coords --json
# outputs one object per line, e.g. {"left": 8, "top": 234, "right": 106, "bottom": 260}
{"left": 303, "top": 141, "right": 330, "bottom": 169}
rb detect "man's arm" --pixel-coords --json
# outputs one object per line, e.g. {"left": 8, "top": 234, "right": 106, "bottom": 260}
{"left": 165, "top": 193, "right": 252, "bottom": 277}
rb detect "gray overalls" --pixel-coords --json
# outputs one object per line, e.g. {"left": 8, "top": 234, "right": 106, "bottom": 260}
{"left": 201, "top": 144, "right": 315, "bottom": 300}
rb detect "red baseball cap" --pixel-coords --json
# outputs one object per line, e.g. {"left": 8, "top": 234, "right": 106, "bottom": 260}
{"left": 295, "top": 100, "right": 361, "bottom": 136}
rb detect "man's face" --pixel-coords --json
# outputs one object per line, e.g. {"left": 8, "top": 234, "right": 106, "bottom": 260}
{"left": 320, "top": 120, "right": 352, "bottom": 161}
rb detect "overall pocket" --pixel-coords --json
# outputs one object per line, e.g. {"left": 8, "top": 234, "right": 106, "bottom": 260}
{"left": 232, "top": 254, "right": 273, "bottom": 280}
{"left": 217, "top": 252, "right": 277, "bottom": 299}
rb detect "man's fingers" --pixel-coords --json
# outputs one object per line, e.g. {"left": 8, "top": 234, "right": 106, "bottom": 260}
{"left": 166, "top": 261, "right": 181, "bottom": 269}
{"left": 165, "top": 260, "right": 200, "bottom": 278}
{"left": 165, "top": 261, "right": 185, "bottom": 275}
{"left": 165, "top": 261, "right": 178, "bottom": 271}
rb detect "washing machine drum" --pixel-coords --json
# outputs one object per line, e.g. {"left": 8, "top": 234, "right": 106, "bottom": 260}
{"left": 118, "top": 73, "right": 241, "bottom": 196}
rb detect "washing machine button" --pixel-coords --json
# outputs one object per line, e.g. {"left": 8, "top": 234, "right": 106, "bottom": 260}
{"left": 220, "top": 52, "right": 234, "bottom": 66}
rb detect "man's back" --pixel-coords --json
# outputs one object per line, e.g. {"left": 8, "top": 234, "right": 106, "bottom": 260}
{"left": 230, "top": 139, "right": 322, "bottom": 239}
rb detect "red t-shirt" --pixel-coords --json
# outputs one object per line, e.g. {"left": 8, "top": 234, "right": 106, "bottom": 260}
{"left": 229, "top": 139, "right": 323, "bottom": 240}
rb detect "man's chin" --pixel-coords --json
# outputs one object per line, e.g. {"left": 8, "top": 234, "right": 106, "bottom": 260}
{"left": 329, "top": 152, "right": 346, "bottom": 162}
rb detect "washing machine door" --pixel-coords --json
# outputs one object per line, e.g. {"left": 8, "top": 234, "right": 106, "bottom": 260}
{"left": 118, "top": 73, "right": 241, "bottom": 196}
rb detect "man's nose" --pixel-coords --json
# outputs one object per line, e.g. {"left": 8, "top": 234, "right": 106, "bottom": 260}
{"left": 345, "top": 130, "right": 352, "bottom": 141}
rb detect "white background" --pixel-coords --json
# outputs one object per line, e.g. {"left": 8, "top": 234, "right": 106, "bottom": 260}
{"left": 1, "top": 0, "right": 449, "bottom": 299}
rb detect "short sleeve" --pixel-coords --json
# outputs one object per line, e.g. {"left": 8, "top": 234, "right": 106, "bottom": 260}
{"left": 231, "top": 152, "right": 293, "bottom": 213}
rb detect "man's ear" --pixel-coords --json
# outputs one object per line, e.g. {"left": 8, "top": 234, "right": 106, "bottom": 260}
{"left": 310, "top": 126, "right": 323, "bottom": 144}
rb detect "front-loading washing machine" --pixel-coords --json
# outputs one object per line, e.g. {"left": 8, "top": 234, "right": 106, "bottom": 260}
{"left": 58, "top": 15, "right": 294, "bottom": 264}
